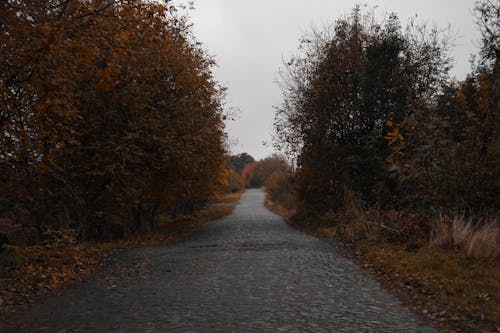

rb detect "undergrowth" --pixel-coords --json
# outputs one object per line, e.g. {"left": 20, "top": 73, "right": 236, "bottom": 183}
{"left": 429, "top": 214, "right": 499, "bottom": 261}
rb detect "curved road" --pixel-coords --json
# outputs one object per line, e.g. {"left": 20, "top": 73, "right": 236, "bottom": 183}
{"left": 4, "top": 189, "right": 436, "bottom": 332}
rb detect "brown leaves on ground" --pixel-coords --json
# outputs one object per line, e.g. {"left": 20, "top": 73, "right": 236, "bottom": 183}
{"left": 0, "top": 244, "right": 106, "bottom": 313}
{"left": 211, "top": 191, "right": 244, "bottom": 205}
{"left": 0, "top": 195, "right": 239, "bottom": 315}
{"left": 353, "top": 243, "right": 499, "bottom": 333}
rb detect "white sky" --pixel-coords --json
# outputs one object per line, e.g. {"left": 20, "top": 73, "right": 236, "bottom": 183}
{"left": 187, "top": 0, "right": 481, "bottom": 160}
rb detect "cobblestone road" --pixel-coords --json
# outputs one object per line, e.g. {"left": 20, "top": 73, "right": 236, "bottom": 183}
{"left": 3, "top": 189, "right": 437, "bottom": 332}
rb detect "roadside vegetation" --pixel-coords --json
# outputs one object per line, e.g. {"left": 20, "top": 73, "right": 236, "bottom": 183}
{"left": 268, "top": 2, "right": 499, "bottom": 332}
{"left": 224, "top": 152, "right": 290, "bottom": 193}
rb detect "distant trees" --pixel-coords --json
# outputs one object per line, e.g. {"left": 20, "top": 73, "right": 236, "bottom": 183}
{"left": 265, "top": 169, "right": 293, "bottom": 209}
{"left": 241, "top": 162, "right": 258, "bottom": 188}
{"left": 275, "top": 3, "right": 498, "bottom": 223}
{"left": 228, "top": 153, "right": 255, "bottom": 174}
{"left": 252, "top": 155, "right": 289, "bottom": 188}
{"left": 223, "top": 152, "right": 289, "bottom": 192}
{"left": 0, "top": 0, "right": 226, "bottom": 241}
{"left": 241, "top": 155, "right": 289, "bottom": 188}
{"left": 220, "top": 168, "right": 245, "bottom": 194}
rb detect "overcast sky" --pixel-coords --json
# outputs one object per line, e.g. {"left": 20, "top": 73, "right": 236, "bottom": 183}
{"left": 187, "top": 0, "right": 481, "bottom": 160}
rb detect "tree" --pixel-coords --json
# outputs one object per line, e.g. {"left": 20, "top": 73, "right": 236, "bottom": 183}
{"left": 220, "top": 169, "right": 245, "bottom": 194}
{"left": 265, "top": 169, "right": 293, "bottom": 209}
{"left": 0, "top": 0, "right": 227, "bottom": 241}
{"left": 240, "top": 155, "right": 289, "bottom": 188}
{"left": 386, "top": 2, "right": 499, "bottom": 211}
{"left": 228, "top": 153, "right": 255, "bottom": 174}
{"left": 241, "top": 162, "right": 257, "bottom": 188}
{"left": 274, "top": 6, "right": 451, "bottom": 214}
{"left": 252, "top": 155, "right": 289, "bottom": 188}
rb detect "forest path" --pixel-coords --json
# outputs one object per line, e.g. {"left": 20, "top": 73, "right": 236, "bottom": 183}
{"left": 3, "top": 189, "right": 436, "bottom": 332}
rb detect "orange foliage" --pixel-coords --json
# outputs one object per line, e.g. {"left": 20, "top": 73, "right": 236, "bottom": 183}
{"left": 220, "top": 169, "right": 245, "bottom": 194}
{"left": 241, "top": 162, "right": 257, "bottom": 188}
{"left": 240, "top": 155, "right": 289, "bottom": 188}
{"left": 0, "top": 0, "right": 227, "bottom": 241}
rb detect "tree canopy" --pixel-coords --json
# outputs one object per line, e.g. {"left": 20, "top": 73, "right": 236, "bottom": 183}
{"left": 275, "top": 3, "right": 498, "bottom": 217}
{"left": 1, "top": 0, "right": 227, "bottom": 240}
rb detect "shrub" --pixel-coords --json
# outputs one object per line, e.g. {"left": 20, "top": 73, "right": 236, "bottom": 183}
{"left": 265, "top": 170, "right": 292, "bottom": 206}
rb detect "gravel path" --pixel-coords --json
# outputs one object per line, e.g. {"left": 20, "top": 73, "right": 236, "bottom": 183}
{"left": 3, "top": 189, "right": 437, "bottom": 332}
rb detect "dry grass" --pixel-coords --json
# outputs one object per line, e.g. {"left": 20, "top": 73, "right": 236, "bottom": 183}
{"left": 212, "top": 191, "right": 244, "bottom": 204}
{"left": 430, "top": 214, "right": 499, "bottom": 261}
{"left": 357, "top": 243, "right": 500, "bottom": 333}
{"left": 329, "top": 190, "right": 424, "bottom": 244}
{"left": 196, "top": 204, "right": 235, "bottom": 222}
{"left": 263, "top": 194, "right": 296, "bottom": 220}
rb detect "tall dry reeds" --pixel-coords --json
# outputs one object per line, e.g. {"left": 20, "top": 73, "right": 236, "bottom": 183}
{"left": 430, "top": 214, "right": 499, "bottom": 261}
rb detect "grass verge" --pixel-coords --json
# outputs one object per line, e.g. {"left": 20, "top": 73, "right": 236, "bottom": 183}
{"left": 0, "top": 191, "right": 243, "bottom": 314}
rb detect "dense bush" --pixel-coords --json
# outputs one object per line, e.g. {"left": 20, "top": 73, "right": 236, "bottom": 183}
{"left": 265, "top": 170, "right": 294, "bottom": 210}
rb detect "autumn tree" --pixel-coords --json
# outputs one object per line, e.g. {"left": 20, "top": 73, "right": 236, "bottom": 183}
{"left": 220, "top": 168, "right": 245, "bottom": 194}
{"left": 0, "top": 0, "right": 226, "bottom": 241}
{"left": 228, "top": 153, "right": 255, "bottom": 174}
{"left": 265, "top": 169, "right": 294, "bottom": 209}
{"left": 241, "top": 162, "right": 257, "bottom": 188}
{"left": 239, "top": 155, "right": 289, "bottom": 188}
{"left": 274, "top": 6, "right": 451, "bottom": 215}
{"left": 387, "top": 0, "right": 499, "bottom": 212}
{"left": 252, "top": 155, "right": 289, "bottom": 188}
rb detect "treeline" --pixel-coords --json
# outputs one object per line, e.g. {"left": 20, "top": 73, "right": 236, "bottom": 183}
{"left": 241, "top": 155, "right": 289, "bottom": 188}
{"left": 222, "top": 153, "right": 290, "bottom": 199}
{"left": 274, "top": 3, "right": 498, "bottom": 257}
{"left": 0, "top": 0, "right": 226, "bottom": 243}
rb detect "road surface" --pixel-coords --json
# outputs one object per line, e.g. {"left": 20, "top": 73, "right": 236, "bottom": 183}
{"left": 3, "top": 189, "right": 436, "bottom": 332}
